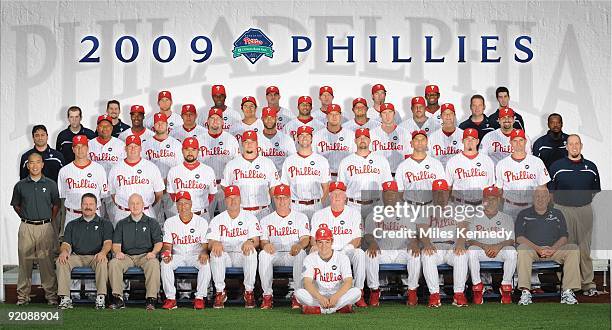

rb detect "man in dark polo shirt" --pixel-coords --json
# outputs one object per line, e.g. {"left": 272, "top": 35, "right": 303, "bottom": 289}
{"left": 56, "top": 193, "right": 113, "bottom": 310}
{"left": 19, "top": 125, "right": 65, "bottom": 182}
{"left": 11, "top": 152, "right": 60, "bottom": 306}
{"left": 106, "top": 100, "right": 130, "bottom": 138}
{"left": 515, "top": 186, "right": 580, "bottom": 306}
{"left": 55, "top": 106, "right": 96, "bottom": 164}
{"left": 108, "top": 193, "right": 162, "bottom": 310}
{"left": 458, "top": 94, "right": 495, "bottom": 142}
{"left": 488, "top": 87, "right": 525, "bottom": 130}
{"left": 548, "top": 134, "right": 601, "bottom": 297}
{"left": 532, "top": 113, "right": 569, "bottom": 171}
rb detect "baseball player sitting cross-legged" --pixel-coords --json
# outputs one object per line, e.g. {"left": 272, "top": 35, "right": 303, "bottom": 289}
{"left": 258, "top": 184, "right": 310, "bottom": 309}
{"left": 207, "top": 185, "right": 261, "bottom": 309}
{"left": 160, "top": 191, "right": 212, "bottom": 310}
{"left": 296, "top": 225, "right": 362, "bottom": 314}
{"left": 419, "top": 179, "right": 470, "bottom": 308}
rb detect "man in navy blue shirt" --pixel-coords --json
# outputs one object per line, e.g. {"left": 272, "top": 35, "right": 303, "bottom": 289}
{"left": 548, "top": 134, "right": 601, "bottom": 297}
{"left": 532, "top": 113, "right": 569, "bottom": 171}
{"left": 20, "top": 125, "right": 65, "bottom": 182}
{"left": 55, "top": 106, "right": 96, "bottom": 164}
{"left": 489, "top": 87, "right": 525, "bottom": 130}
{"left": 106, "top": 100, "right": 130, "bottom": 138}
{"left": 458, "top": 94, "right": 495, "bottom": 142}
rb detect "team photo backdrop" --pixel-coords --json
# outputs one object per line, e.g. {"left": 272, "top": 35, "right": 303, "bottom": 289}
{"left": 1, "top": 0, "right": 610, "bottom": 268}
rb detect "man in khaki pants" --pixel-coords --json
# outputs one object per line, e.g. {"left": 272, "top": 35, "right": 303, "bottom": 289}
{"left": 56, "top": 193, "right": 113, "bottom": 309}
{"left": 108, "top": 193, "right": 162, "bottom": 310}
{"left": 515, "top": 186, "right": 581, "bottom": 305}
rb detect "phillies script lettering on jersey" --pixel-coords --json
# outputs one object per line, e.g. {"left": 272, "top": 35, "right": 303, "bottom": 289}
{"left": 503, "top": 170, "right": 536, "bottom": 182}
{"left": 259, "top": 148, "right": 286, "bottom": 157}
{"left": 89, "top": 152, "right": 118, "bottom": 162}
{"left": 492, "top": 141, "right": 513, "bottom": 153}
{"left": 173, "top": 178, "right": 208, "bottom": 190}
{"left": 200, "top": 146, "right": 230, "bottom": 157}
{"left": 219, "top": 225, "right": 248, "bottom": 237}
{"left": 145, "top": 149, "right": 176, "bottom": 159}
{"left": 116, "top": 175, "right": 150, "bottom": 186}
{"left": 330, "top": 225, "right": 352, "bottom": 236}
{"left": 314, "top": 268, "right": 343, "bottom": 283}
{"left": 317, "top": 141, "right": 349, "bottom": 152}
{"left": 432, "top": 145, "right": 461, "bottom": 156}
{"left": 455, "top": 168, "right": 488, "bottom": 179}
{"left": 287, "top": 166, "right": 321, "bottom": 178}
{"left": 266, "top": 225, "right": 298, "bottom": 237}
{"left": 404, "top": 171, "right": 438, "bottom": 183}
{"left": 376, "top": 221, "right": 407, "bottom": 231}
{"left": 233, "top": 169, "right": 267, "bottom": 180}
{"left": 372, "top": 140, "right": 403, "bottom": 151}
{"left": 475, "top": 224, "right": 501, "bottom": 232}
{"left": 65, "top": 178, "right": 98, "bottom": 189}
{"left": 429, "top": 217, "right": 457, "bottom": 228}
{"left": 171, "top": 233, "right": 203, "bottom": 245}
{"left": 346, "top": 164, "right": 381, "bottom": 176}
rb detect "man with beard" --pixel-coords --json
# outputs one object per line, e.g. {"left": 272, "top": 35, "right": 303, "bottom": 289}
{"left": 118, "top": 105, "right": 154, "bottom": 145}
{"left": 144, "top": 91, "right": 183, "bottom": 134}
{"left": 424, "top": 84, "right": 443, "bottom": 125}
{"left": 105, "top": 100, "right": 130, "bottom": 138}
{"left": 480, "top": 107, "right": 532, "bottom": 165}
{"left": 532, "top": 113, "right": 569, "bottom": 171}
{"left": 258, "top": 106, "right": 296, "bottom": 171}
{"left": 345, "top": 97, "right": 380, "bottom": 132}
{"left": 283, "top": 96, "right": 325, "bottom": 141}
{"left": 199, "top": 84, "right": 242, "bottom": 132}
{"left": 399, "top": 96, "right": 440, "bottom": 135}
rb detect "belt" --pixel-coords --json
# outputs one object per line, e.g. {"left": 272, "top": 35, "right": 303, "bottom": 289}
{"left": 215, "top": 179, "right": 221, "bottom": 184}
{"left": 292, "top": 199, "right": 321, "bottom": 205}
{"left": 452, "top": 197, "right": 482, "bottom": 206}
{"left": 193, "top": 210, "right": 208, "bottom": 216}
{"left": 348, "top": 198, "right": 379, "bottom": 205}
{"left": 331, "top": 172, "right": 338, "bottom": 176}
{"left": 65, "top": 207, "right": 82, "bottom": 214}
{"left": 434, "top": 241, "right": 455, "bottom": 245}
{"left": 404, "top": 199, "right": 432, "bottom": 206}
{"left": 243, "top": 205, "right": 269, "bottom": 211}
{"left": 504, "top": 198, "right": 529, "bottom": 207}
{"left": 117, "top": 205, "right": 150, "bottom": 211}
{"left": 21, "top": 219, "right": 51, "bottom": 225}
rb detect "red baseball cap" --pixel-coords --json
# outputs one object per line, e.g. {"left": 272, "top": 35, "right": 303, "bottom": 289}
{"left": 326, "top": 104, "right": 341, "bottom": 114}
{"left": 262, "top": 107, "right": 277, "bottom": 118}
{"left": 382, "top": 181, "right": 398, "bottom": 192}
{"left": 463, "top": 128, "right": 479, "bottom": 140}
{"left": 510, "top": 129, "right": 526, "bottom": 140}
{"left": 319, "top": 86, "right": 333, "bottom": 96}
{"left": 181, "top": 104, "right": 196, "bottom": 115}
{"left": 499, "top": 107, "right": 515, "bottom": 118}
{"left": 379, "top": 103, "right": 395, "bottom": 112}
{"left": 273, "top": 184, "right": 291, "bottom": 197}
{"left": 371, "top": 84, "right": 386, "bottom": 94}
{"left": 440, "top": 103, "right": 455, "bottom": 113}
{"left": 211, "top": 85, "right": 226, "bottom": 96}
{"left": 175, "top": 191, "right": 192, "bottom": 201}
{"left": 208, "top": 108, "right": 224, "bottom": 118}
{"left": 296, "top": 125, "right": 314, "bottom": 136}
{"left": 242, "top": 130, "right": 258, "bottom": 142}
{"left": 352, "top": 97, "right": 368, "bottom": 108}
{"left": 126, "top": 135, "right": 141, "bottom": 146}
{"left": 411, "top": 96, "right": 426, "bottom": 107}
{"left": 241, "top": 96, "right": 257, "bottom": 107}
{"left": 130, "top": 105, "right": 145, "bottom": 114}
{"left": 224, "top": 185, "right": 240, "bottom": 197}
{"left": 483, "top": 185, "right": 501, "bottom": 198}
{"left": 298, "top": 96, "right": 313, "bottom": 106}
{"left": 97, "top": 114, "right": 112, "bottom": 124}
{"left": 154, "top": 112, "right": 168, "bottom": 124}
{"left": 266, "top": 86, "right": 280, "bottom": 95}
{"left": 432, "top": 179, "right": 449, "bottom": 191}
{"left": 355, "top": 128, "right": 370, "bottom": 139}
{"left": 182, "top": 137, "right": 199, "bottom": 149}
{"left": 158, "top": 90, "right": 172, "bottom": 102}
{"left": 411, "top": 130, "right": 428, "bottom": 139}
{"left": 315, "top": 224, "right": 333, "bottom": 241}
{"left": 425, "top": 85, "right": 440, "bottom": 94}
{"left": 329, "top": 181, "right": 347, "bottom": 192}
{"left": 72, "top": 135, "right": 88, "bottom": 146}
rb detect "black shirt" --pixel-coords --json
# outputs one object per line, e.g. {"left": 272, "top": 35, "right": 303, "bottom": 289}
{"left": 55, "top": 125, "right": 96, "bottom": 164}
{"left": 111, "top": 120, "right": 131, "bottom": 138}
{"left": 64, "top": 215, "right": 113, "bottom": 255}
{"left": 548, "top": 156, "right": 600, "bottom": 207}
{"left": 113, "top": 215, "right": 162, "bottom": 255}
{"left": 458, "top": 114, "right": 496, "bottom": 142}
{"left": 532, "top": 131, "right": 569, "bottom": 171}
{"left": 19, "top": 146, "right": 65, "bottom": 183}
{"left": 488, "top": 108, "right": 525, "bottom": 130}
{"left": 515, "top": 206, "right": 568, "bottom": 246}
{"left": 11, "top": 176, "right": 60, "bottom": 220}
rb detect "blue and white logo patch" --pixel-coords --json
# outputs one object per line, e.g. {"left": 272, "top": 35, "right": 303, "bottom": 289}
{"left": 233, "top": 28, "right": 274, "bottom": 64}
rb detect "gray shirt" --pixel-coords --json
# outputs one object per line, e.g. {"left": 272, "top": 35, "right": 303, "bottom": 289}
{"left": 64, "top": 215, "right": 113, "bottom": 255}
{"left": 11, "top": 176, "right": 60, "bottom": 220}
{"left": 515, "top": 207, "right": 568, "bottom": 247}
{"left": 113, "top": 214, "right": 162, "bottom": 255}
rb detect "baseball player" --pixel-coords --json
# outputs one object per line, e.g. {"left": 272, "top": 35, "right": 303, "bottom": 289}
{"left": 367, "top": 84, "right": 402, "bottom": 123}
{"left": 419, "top": 179, "right": 470, "bottom": 308}
{"left": 310, "top": 181, "right": 367, "bottom": 307}
{"left": 280, "top": 125, "right": 331, "bottom": 220}
{"left": 207, "top": 185, "right": 261, "bottom": 309}
{"left": 141, "top": 113, "right": 183, "bottom": 223}
{"left": 57, "top": 135, "right": 108, "bottom": 227}
{"left": 369, "top": 103, "right": 413, "bottom": 174}
{"left": 399, "top": 96, "right": 441, "bottom": 135}
{"left": 108, "top": 135, "right": 165, "bottom": 226}
{"left": 258, "top": 184, "right": 310, "bottom": 309}
{"left": 344, "top": 97, "right": 380, "bottom": 132}
{"left": 229, "top": 96, "right": 264, "bottom": 142}
{"left": 260, "top": 85, "right": 294, "bottom": 131}
{"left": 166, "top": 137, "right": 218, "bottom": 220}
{"left": 197, "top": 108, "right": 240, "bottom": 215}
{"left": 160, "top": 191, "right": 211, "bottom": 310}
{"left": 170, "top": 104, "right": 206, "bottom": 142}
{"left": 313, "top": 86, "right": 336, "bottom": 123}
{"left": 296, "top": 225, "right": 362, "bottom": 314}
{"left": 258, "top": 107, "right": 297, "bottom": 172}
{"left": 395, "top": 130, "right": 446, "bottom": 206}
{"left": 143, "top": 91, "right": 183, "bottom": 133}
{"left": 424, "top": 84, "right": 443, "bottom": 124}
{"left": 199, "top": 84, "right": 242, "bottom": 132}
{"left": 118, "top": 105, "right": 154, "bottom": 144}
{"left": 312, "top": 104, "right": 355, "bottom": 180}
{"left": 338, "top": 128, "right": 393, "bottom": 217}
{"left": 105, "top": 100, "right": 130, "bottom": 138}
{"left": 467, "top": 186, "right": 517, "bottom": 305}
{"left": 221, "top": 130, "right": 280, "bottom": 219}
{"left": 445, "top": 129, "right": 496, "bottom": 205}
{"left": 480, "top": 107, "right": 532, "bottom": 164}
{"left": 364, "top": 181, "right": 421, "bottom": 306}
{"left": 427, "top": 103, "right": 464, "bottom": 167}
{"left": 283, "top": 96, "right": 325, "bottom": 141}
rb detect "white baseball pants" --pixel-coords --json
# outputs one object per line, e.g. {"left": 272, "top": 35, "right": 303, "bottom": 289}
{"left": 161, "top": 254, "right": 211, "bottom": 299}
{"left": 366, "top": 250, "right": 421, "bottom": 290}
{"left": 421, "top": 244, "right": 468, "bottom": 293}
{"left": 258, "top": 250, "right": 307, "bottom": 295}
{"left": 295, "top": 287, "right": 361, "bottom": 314}
{"left": 210, "top": 251, "right": 257, "bottom": 292}
{"left": 468, "top": 245, "right": 517, "bottom": 286}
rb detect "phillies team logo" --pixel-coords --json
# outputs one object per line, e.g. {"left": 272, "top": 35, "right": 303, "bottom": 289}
{"left": 232, "top": 28, "right": 274, "bottom": 64}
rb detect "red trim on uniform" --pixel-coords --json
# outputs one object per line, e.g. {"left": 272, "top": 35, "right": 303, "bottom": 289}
{"left": 462, "top": 152, "right": 479, "bottom": 160}
{"left": 153, "top": 136, "right": 166, "bottom": 142}
{"left": 169, "top": 193, "right": 177, "bottom": 201}
{"left": 502, "top": 131, "right": 512, "bottom": 137}
{"left": 208, "top": 194, "right": 214, "bottom": 204}
{"left": 297, "top": 152, "right": 310, "bottom": 159}
{"left": 331, "top": 210, "right": 343, "bottom": 217}
{"left": 184, "top": 161, "right": 200, "bottom": 170}
{"left": 208, "top": 131, "right": 222, "bottom": 138}
{"left": 131, "top": 128, "right": 146, "bottom": 136}
{"left": 298, "top": 117, "right": 313, "bottom": 124}
{"left": 73, "top": 160, "right": 92, "bottom": 169}
{"left": 442, "top": 129, "right": 455, "bottom": 137}
{"left": 183, "top": 125, "right": 196, "bottom": 132}
{"left": 96, "top": 136, "right": 110, "bottom": 145}
{"left": 124, "top": 159, "right": 142, "bottom": 167}
{"left": 511, "top": 155, "right": 526, "bottom": 162}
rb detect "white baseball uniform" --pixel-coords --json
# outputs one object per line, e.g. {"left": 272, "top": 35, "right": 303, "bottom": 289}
{"left": 199, "top": 107, "right": 242, "bottom": 133}
{"left": 280, "top": 152, "right": 331, "bottom": 219}
{"left": 344, "top": 118, "right": 381, "bottom": 132}
{"left": 166, "top": 161, "right": 218, "bottom": 219}
{"left": 427, "top": 128, "right": 464, "bottom": 167}
{"left": 295, "top": 251, "right": 361, "bottom": 313}
{"left": 221, "top": 155, "right": 280, "bottom": 219}
{"left": 88, "top": 136, "right": 125, "bottom": 221}
{"left": 425, "top": 109, "right": 444, "bottom": 126}
{"left": 170, "top": 124, "right": 207, "bottom": 142}
{"left": 480, "top": 129, "right": 533, "bottom": 164}
{"left": 258, "top": 131, "right": 297, "bottom": 172}
{"left": 283, "top": 118, "right": 325, "bottom": 141}
{"left": 118, "top": 128, "right": 154, "bottom": 145}
{"left": 369, "top": 125, "right": 413, "bottom": 174}
{"left": 445, "top": 152, "right": 496, "bottom": 204}
{"left": 144, "top": 112, "right": 183, "bottom": 134}
{"left": 399, "top": 116, "right": 441, "bottom": 136}
{"left": 229, "top": 120, "right": 264, "bottom": 143}
{"left": 256, "top": 106, "right": 294, "bottom": 131}
{"left": 312, "top": 128, "right": 356, "bottom": 178}
{"left": 207, "top": 210, "right": 261, "bottom": 292}
{"left": 57, "top": 161, "right": 109, "bottom": 225}
{"left": 396, "top": 155, "right": 446, "bottom": 204}
{"left": 467, "top": 211, "right": 517, "bottom": 285}
{"left": 310, "top": 206, "right": 365, "bottom": 289}
{"left": 161, "top": 214, "right": 211, "bottom": 299}
{"left": 258, "top": 210, "right": 310, "bottom": 295}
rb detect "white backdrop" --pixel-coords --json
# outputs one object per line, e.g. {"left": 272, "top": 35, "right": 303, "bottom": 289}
{"left": 1, "top": 1, "right": 610, "bottom": 268}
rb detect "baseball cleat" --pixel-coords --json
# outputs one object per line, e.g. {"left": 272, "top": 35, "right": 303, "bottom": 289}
{"left": 355, "top": 290, "right": 368, "bottom": 308}
{"left": 518, "top": 290, "right": 532, "bottom": 306}
{"left": 193, "top": 298, "right": 205, "bottom": 310}
{"left": 428, "top": 293, "right": 441, "bottom": 308}
{"left": 337, "top": 305, "right": 354, "bottom": 313}
{"left": 406, "top": 289, "right": 418, "bottom": 306}
{"left": 260, "top": 295, "right": 273, "bottom": 310}
{"left": 290, "top": 294, "right": 301, "bottom": 309}
{"left": 472, "top": 283, "right": 484, "bottom": 305}
{"left": 500, "top": 284, "right": 513, "bottom": 304}
{"left": 452, "top": 292, "right": 468, "bottom": 307}
{"left": 162, "top": 299, "right": 177, "bottom": 310}
{"left": 369, "top": 289, "right": 381, "bottom": 307}
{"left": 213, "top": 291, "right": 227, "bottom": 309}
{"left": 244, "top": 291, "right": 256, "bottom": 308}
{"left": 561, "top": 289, "right": 578, "bottom": 305}
{"left": 302, "top": 305, "right": 322, "bottom": 314}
